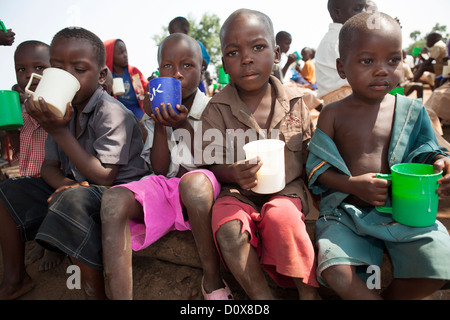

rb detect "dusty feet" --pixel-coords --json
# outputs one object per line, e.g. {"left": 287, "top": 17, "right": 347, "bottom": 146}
{"left": 0, "top": 275, "right": 34, "bottom": 300}
{"left": 25, "top": 243, "right": 65, "bottom": 271}
{"left": 201, "top": 273, "right": 228, "bottom": 295}
{"left": 25, "top": 242, "right": 44, "bottom": 265}
{"left": 39, "top": 250, "right": 65, "bottom": 272}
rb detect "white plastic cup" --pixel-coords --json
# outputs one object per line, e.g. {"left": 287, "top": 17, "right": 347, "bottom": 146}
{"left": 443, "top": 65, "right": 450, "bottom": 79}
{"left": 25, "top": 67, "right": 80, "bottom": 117}
{"left": 112, "top": 77, "right": 125, "bottom": 95}
{"left": 243, "top": 139, "right": 286, "bottom": 194}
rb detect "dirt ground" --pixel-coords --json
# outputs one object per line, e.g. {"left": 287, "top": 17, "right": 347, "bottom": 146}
{"left": 1, "top": 88, "right": 450, "bottom": 301}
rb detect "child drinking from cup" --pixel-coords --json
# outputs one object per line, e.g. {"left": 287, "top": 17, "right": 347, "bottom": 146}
{"left": 6, "top": 40, "right": 67, "bottom": 272}
{"left": 0, "top": 27, "right": 148, "bottom": 299}
{"left": 197, "top": 9, "right": 320, "bottom": 300}
{"left": 100, "top": 33, "right": 231, "bottom": 300}
{"left": 103, "top": 39, "right": 148, "bottom": 119}
{"left": 307, "top": 12, "right": 450, "bottom": 299}
{"left": 9, "top": 41, "right": 50, "bottom": 177}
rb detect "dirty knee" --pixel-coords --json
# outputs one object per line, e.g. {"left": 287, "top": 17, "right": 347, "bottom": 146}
{"left": 322, "top": 265, "right": 355, "bottom": 287}
{"left": 215, "top": 220, "right": 249, "bottom": 252}
{"left": 100, "top": 187, "right": 135, "bottom": 222}
{"left": 179, "top": 173, "right": 213, "bottom": 200}
{"left": 179, "top": 173, "right": 214, "bottom": 214}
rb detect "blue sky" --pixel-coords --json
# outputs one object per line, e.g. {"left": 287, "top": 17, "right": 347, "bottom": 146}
{"left": 1, "top": 0, "right": 448, "bottom": 90}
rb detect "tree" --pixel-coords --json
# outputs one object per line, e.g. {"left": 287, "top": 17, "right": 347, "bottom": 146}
{"left": 189, "top": 13, "right": 222, "bottom": 66}
{"left": 152, "top": 13, "right": 222, "bottom": 66}
{"left": 407, "top": 23, "right": 449, "bottom": 54}
{"left": 409, "top": 30, "right": 421, "bottom": 42}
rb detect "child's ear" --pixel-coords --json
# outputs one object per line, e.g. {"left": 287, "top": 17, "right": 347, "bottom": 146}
{"left": 199, "top": 63, "right": 206, "bottom": 83}
{"left": 98, "top": 66, "right": 108, "bottom": 85}
{"left": 221, "top": 57, "right": 228, "bottom": 74}
{"left": 274, "top": 45, "right": 281, "bottom": 64}
{"left": 333, "top": 9, "right": 342, "bottom": 23}
{"left": 336, "top": 58, "right": 346, "bottom": 79}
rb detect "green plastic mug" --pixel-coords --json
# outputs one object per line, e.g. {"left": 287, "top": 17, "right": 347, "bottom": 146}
{"left": 376, "top": 163, "right": 442, "bottom": 227}
{"left": 0, "top": 90, "right": 23, "bottom": 130}
{"left": 412, "top": 47, "right": 422, "bottom": 57}
{"left": 389, "top": 87, "right": 404, "bottom": 96}
{"left": 218, "top": 67, "right": 229, "bottom": 84}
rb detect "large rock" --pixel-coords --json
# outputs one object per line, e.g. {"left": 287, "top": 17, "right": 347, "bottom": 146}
{"left": 139, "top": 231, "right": 201, "bottom": 269}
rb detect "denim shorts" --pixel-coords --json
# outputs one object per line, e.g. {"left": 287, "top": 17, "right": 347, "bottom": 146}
{"left": 0, "top": 177, "right": 106, "bottom": 270}
{"left": 315, "top": 203, "right": 450, "bottom": 286}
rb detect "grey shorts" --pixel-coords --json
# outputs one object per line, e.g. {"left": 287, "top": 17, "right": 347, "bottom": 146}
{"left": 0, "top": 177, "right": 106, "bottom": 270}
{"left": 315, "top": 203, "right": 450, "bottom": 286}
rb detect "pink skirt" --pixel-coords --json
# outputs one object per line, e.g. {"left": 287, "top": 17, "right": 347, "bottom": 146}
{"left": 114, "top": 169, "right": 220, "bottom": 251}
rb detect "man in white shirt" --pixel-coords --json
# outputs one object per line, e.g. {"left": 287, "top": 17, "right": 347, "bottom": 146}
{"left": 315, "top": 0, "right": 366, "bottom": 105}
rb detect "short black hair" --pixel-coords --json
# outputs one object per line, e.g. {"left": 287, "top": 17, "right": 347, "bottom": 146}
{"left": 168, "top": 16, "right": 190, "bottom": 34}
{"left": 275, "top": 31, "right": 291, "bottom": 44}
{"left": 157, "top": 33, "right": 202, "bottom": 65}
{"left": 220, "top": 9, "right": 275, "bottom": 48}
{"left": 14, "top": 40, "right": 49, "bottom": 59}
{"left": 426, "top": 32, "right": 442, "bottom": 44}
{"left": 51, "top": 27, "right": 106, "bottom": 68}
{"left": 339, "top": 12, "right": 401, "bottom": 59}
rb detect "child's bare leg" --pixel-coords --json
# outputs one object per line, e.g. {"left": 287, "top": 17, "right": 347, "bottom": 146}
{"left": 101, "top": 187, "right": 142, "bottom": 300}
{"left": 0, "top": 201, "right": 33, "bottom": 299}
{"left": 382, "top": 278, "right": 447, "bottom": 300}
{"left": 70, "top": 257, "right": 107, "bottom": 300}
{"left": 179, "top": 172, "right": 224, "bottom": 293}
{"left": 216, "top": 220, "right": 273, "bottom": 299}
{"left": 322, "top": 265, "right": 382, "bottom": 300}
{"left": 292, "top": 278, "right": 321, "bottom": 300}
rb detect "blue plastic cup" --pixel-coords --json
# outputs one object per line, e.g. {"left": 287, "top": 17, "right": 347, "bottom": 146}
{"left": 148, "top": 77, "right": 182, "bottom": 114}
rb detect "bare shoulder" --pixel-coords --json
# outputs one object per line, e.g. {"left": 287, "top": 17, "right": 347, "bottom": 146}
{"left": 316, "top": 99, "right": 346, "bottom": 138}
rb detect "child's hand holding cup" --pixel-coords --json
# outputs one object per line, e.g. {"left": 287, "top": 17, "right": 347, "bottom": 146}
{"left": 25, "top": 67, "right": 80, "bottom": 118}
{"left": 148, "top": 77, "right": 182, "bottom": 115}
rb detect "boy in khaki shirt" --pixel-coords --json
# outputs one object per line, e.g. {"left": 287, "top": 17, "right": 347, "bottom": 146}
{"left": 198, "top": 9, "right": 320, "bottom": 299}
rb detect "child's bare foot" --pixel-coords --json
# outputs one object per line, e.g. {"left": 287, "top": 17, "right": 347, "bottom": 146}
{"left": 25, "top": 242, "right": 44, "bottom": 265}
{"left": 39, "top": 250, "right": 66, "bottom": 272}
{"left": 0, "top": 275, "right": 34, "bottom": 300}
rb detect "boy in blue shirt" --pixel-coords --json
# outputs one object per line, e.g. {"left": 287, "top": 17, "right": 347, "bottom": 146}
{"left": 0, "top": 27, "right": 148, "bottom": 299}
{"left": 104, "top": 39, "right": 148, "bottom": 119}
